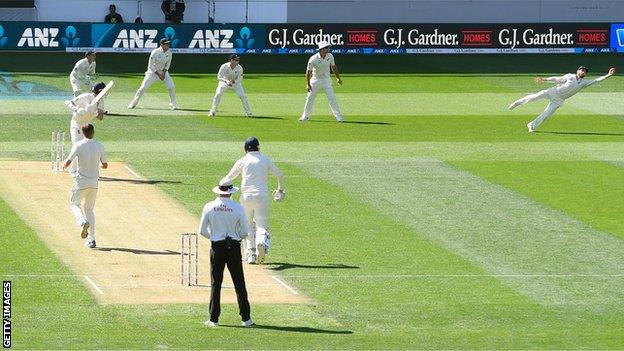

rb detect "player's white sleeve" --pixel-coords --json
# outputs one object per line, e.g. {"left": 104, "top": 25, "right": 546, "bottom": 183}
{"left": 99, "top": 143, "right": 108, "bottom": 164}
{"left": 329, "top": 53, "right": 335, "bottom": 66}
{"left": 165, "top": 54, "right": 171, "bottom": 71}
{"left": 89, "top": 62, "right": 96, "bottom": 76}
{"left": 148, "top": 50, "right": 158, "bottom": 73}
{"left": 269, "top": 160, "right": 285, "bottom": 190}
{"left": 234, "top": 65, "right": 243, "bottom": 84}
{"left": 198, "top": 205, "right": 211, "bottom": 239}
{"left": 236, "top": 206, "right": 249, "bottom": 238}
{"left": 223, "top": 159, "right": 243, "bottom": 183}
{"left": 65, "top": 144, "right": 79, "bottom": 162}
{"left": 217, "top": 64, "right": 228, "bottom": 83}
{"left": 585, "top": 74, "right": 611, "bottom": 87}
{"left": 544, "top": 75, "right": 567, "bottom": 83}
{"left": 306, "top": 56, "right": 314, "bottom": 72}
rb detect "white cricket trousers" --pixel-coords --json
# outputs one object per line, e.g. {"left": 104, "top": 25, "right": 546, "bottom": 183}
{"left": 241, "top": 193, "right": 270, "bottom": 255}
{"left": 513, "top": 89, "right": 563, "bottom": 130}
{"left": 70, "top": 186, "right": 98, "bottom": 241}
{"left": 70, "top": 77, "right": 89, "bottom": 97}
{"left": 209, "top": 82, "right": 252, "bottom": 115}
{"left": 129, "top": 72, "right": 177, "bottom": 107}
{"left": 301, "top": 78, "right": 343, "bottom": 120}
{"left": 68, "top": 121, "right": 84, "bottom": 177}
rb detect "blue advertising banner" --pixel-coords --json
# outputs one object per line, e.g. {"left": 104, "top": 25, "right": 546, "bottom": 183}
{"left": 0, "top": 22, "right": 621, "bottom": 54}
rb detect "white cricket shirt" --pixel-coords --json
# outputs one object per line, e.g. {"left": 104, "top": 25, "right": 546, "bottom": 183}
{"left": 66, "top": 139, "right": 107, "bottom": 189}
{"left": 198, "top": 197, "right": 250, "bottom": 241}
{"left": 217, "top": 62, "right": 244, "bottom": 84}
{"left": 306, "top": 52, "right": 335, "bottom": 80}
{"left": 147, "top": 47, "right": 172, "bottom": 74}
{"left": 547, "top": 73, "right": 609, "bottom": 100}
{"left": 225, "top": 151, "right": 284, "bottom": 195}
{"left": 70, "top": 58, "right": 96, "bottom": 82}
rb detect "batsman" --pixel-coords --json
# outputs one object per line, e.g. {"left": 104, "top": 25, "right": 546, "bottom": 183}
{"left": 223, "top": 137, "right": 285, "bottom": 265}
{"left": 64, "top": 81, "right": 113, "bottom": 176}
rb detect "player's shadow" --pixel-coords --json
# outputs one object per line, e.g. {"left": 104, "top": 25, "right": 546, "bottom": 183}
{"left": 305, "top": 120, "right": 394, "bottom": 125}
{"left": 95, "top": 247, "right": 179, "bottom": 255}
{"left": 209, "top": 115, "right": 284, "bottom": 120}
{"left": 535, "top": 130, "right": 624, "bottom": 136}
{"left": 223, "top": 324, "right": 353, "bottom": 334}
{"left": 103, "top": 112, "right": 139, "bottom": 117}
{"left": 266, "top": 262, "right": 360, "bottom": 271}
{"left": 99, "top": 176, "right": 182, "bottom": 185}
{"left": 174, "top": 108, "right": 211, "bottom": 112}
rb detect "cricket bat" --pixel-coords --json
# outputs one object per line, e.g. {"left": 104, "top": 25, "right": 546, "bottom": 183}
{"left": 91, "top": 80, "right": 114, "bottom": 105}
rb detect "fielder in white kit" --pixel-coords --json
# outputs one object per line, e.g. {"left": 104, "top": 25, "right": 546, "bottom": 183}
{"left": 299, "top": 41, "right": 343, "bottom": 122}
{"left": 509, "top": 66, "right": 616, "bottom": 132}
{"left": 128, "top": 38, "right": 177, "bottom": 110}
{"left": 64, "top": 82, "right": 106, "bottom": 177}
{"left": 209, "top": 54, "right": 253, "bottom": 117}
{"left": 63, "top": 124, "right": 108, "bottom": 248}
{"left": 69, "top": 51, "right": 97, "bottom": 97}
{"left": 223, "top": 137, "right": 285, "bottom": 264}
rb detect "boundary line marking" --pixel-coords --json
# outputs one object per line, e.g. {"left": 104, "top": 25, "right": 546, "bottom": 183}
{"left": 271, "top": 276, "right": 299, "bottom": 295}
{"left": 84, "top": 275, "right": 104, "bottom": 295}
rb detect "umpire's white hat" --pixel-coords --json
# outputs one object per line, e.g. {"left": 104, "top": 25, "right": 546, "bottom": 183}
{"left": 212, "top": 178, "right": 239, "bottom": 195}
{"left": 317, "top": 41, "right": 331, "bottom": 50}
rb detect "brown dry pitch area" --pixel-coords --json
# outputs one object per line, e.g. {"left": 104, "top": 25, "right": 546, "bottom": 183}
{"left": 0, "top": 161, "right": 306, "bottom": 305}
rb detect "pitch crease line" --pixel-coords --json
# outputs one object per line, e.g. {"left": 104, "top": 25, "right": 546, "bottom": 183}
{"left": 271, "top": 275, "right": 299, "bottom": 295}
{"left": 123, "top": 165, "right": 142, "bottom": 179}
{"left": 84, "top": 275, "right": 104, "bottom": 295}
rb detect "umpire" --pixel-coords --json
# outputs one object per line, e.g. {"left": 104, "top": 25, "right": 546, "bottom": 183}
{"left": 198, "top": 178, "right": 254, "bottom": 328}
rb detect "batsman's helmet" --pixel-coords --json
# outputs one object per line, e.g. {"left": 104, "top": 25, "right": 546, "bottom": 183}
{"left": 244, "top": 137, "right": 260, "bottom": 152}
{"left": 92, "top": 82, "right": 106, "bottom": 95}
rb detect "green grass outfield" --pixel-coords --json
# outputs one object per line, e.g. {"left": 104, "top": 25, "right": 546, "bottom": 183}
{"left": 1, "top": 72, "right": 624, "bottom": 349}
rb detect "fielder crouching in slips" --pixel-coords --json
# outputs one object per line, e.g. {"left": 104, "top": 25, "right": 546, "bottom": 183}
{"left": 198, "top": 178, "right": 254, "bottom": 328}
{"left": 63, "top": 124, "right": 108, "bottom": 248}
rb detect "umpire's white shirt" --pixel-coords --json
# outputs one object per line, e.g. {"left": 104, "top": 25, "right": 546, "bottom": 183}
{"left": 66, "top": 139, "right": 107, "bottom": 189}
{"left": 225, "top": 151, "right": 284, "bottom": 195}
{"left": 147, "top": 47, "right": 172, "bottom": 74}
{"left": 307, "top": 52, "right": 335, "bottom": 81}
{"left": 217, "top": 63, "right": 244, "bottom": 84}
{"left": 198, "top": 197, "right": 249, "bottom": 241}
{"left": 70, "top": 58, "right": 95, "bottom": 81}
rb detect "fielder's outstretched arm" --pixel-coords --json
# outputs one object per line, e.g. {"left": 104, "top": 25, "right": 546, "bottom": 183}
{"left": 586, "top": 67, "right": 616, "bottom": 87}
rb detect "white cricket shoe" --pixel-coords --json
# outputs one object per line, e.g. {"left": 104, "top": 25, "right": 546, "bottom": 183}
{"left": 247, "top": 253, "right": 257, "bottom": 265}
{"left": 85, "top": 239, "right": 96, "bottom": 249}
{"left": 127, "top": 104, "right": 135, "bottom": 109}
{"left": 169, "top": 103, "right": 177, "bottom": 110}
{"left": 298, "top": 116, "right": 309, "bottom": 122}
{"left": 527, "top": 123, "right": 535, "bottom": 133}
{"left": 508, "top": 101, "right": 519, "bottom": 110}
{"left": 246, "top": 112, "right": 253, "bottom": 117}
{"left": 208, "top": 111, "right": 216, "bottom": 117}
{"left": 336, "top": 116, "right": 344, "bottom": 123}
{"left": 80, "top": 222, "right": 90, "bottom": 239}
{"left": 256, "top": 243, "right": 266, "bottom": 264}
{"left": 204, "top": 320, "right": 218, "bottom": 328}
{"left": 241, "top": 319, "right": 255, "bottom": 327}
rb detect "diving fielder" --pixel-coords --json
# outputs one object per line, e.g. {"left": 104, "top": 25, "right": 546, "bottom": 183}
{"left": 509, "top": 66, "right": 616, "bottom": 132}
{"left": 63, "top": 124, "right": 108, "bottom": 248}
{"left": 223, "top": 137, "right": 285, "bottom": 264}
{"left": 64, "top": 82, "right": 106, "bottom": 176}
{"left": 128, "top": 38, "right": 177, "bottom": 110}
{"left": 209, "top": 54, "right": 253, "bottom": 117}
{"left": 69, "top": 51, "right": 97, "bottom": 97}
{"left": 299, "top": 41, "right": 343, "bottom": 122}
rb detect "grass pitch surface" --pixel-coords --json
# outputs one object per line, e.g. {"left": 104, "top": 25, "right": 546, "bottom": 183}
{"left": 1, "top": 72, "right": 624, "bottom": 349}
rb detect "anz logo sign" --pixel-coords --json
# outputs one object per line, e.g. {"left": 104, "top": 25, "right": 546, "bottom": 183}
{"left": 113, "top": 29, "right": 160, "bottom": 48}
{"left": 17, "top": 26, "right": 81, "bottom": 48}
{"left": 189, "top": 29, "right": 234, "bottom": 48}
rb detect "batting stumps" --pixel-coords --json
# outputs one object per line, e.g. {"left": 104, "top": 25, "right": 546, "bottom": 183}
{"left": 180, "top": 233, "right": 199, "bottom": 286}
{"left": 50, "top": 130, "right": 66, "bottom": 172}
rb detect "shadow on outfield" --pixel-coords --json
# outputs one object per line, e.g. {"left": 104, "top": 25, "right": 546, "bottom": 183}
{"left": 103, "top": 112, "right": 139, "bottom": 117}
{"left": 307, "top": 120, "right": 394, "bottom": 125}
{"left": 267, "top": 262, "right": 360, "bottom": 271}
{"left": 95, "top": 247, "right": 179, "bottom": 255}
{"left": 99, "top": 176, "right": 182, "bottom": 185}
{"left": 535, "top": 130, "right": 624, "bottom": 137}
{"left": 223, "top": 324, "right": 353, "bottom": 334}
{"left": 208, "top": 115, "right": 284, "bottom": 120}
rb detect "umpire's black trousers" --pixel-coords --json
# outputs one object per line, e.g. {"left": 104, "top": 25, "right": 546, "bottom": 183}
{"left": 209, "top": 237, "right": 251, "bottom": 323}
